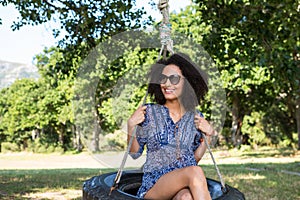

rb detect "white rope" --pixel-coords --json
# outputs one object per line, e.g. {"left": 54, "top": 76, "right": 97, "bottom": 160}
{"left": 109, "top": 2, "right": 173, "bottom": 193}
{"left": 109, "top": 92, "right": 148, "bottom": 195}
{"left": 157, "top": 0, "right": 174, "bottom": 59}
{"left": 193, "top": 110, "right": 227, "bottom": 192}
{"left": 202, "top": 134, "right": 226, "bottom": 190}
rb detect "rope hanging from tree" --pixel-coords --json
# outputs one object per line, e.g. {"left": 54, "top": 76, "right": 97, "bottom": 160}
{"left": 157, "top": 0, "right": 227, "bottom": 192}
{"left": 157, "top": 0, "right": 174, "bottom": 59}
{"left": 109, "top": 1, "right": 173, "bottom": 194}
{"left": 109, "top": 0, "right": 227, "bottom": 195}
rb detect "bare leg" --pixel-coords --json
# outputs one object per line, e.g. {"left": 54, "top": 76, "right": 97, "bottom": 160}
{"left": 172, "top": 188, "right": 193, "bottom": 200}
{"left": 144, "top": 166, "right": 211, "bottom": 200}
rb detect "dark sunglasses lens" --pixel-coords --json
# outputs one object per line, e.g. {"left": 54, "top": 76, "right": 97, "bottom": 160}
{"left": 159, "top": 75, "right": 168, "bottom": 84}
{"left": 169, "top": 75, "right": 180, "bottom": 85}
{"left": 159, "top": 74, "right": 181, "bottom": 85}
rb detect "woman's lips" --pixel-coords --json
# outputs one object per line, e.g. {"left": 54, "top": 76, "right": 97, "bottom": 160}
{"left": 164, "top": 88, "right": 175, "bottom": 94}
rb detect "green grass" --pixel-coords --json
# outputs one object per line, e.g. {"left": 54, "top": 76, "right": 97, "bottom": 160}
{"left": 0, "top": 168, "right": 113, "bottom": 200}
{"left": 202, "top": 162, "right": 300, "bottom": 200}
{"left": 0, "top": 148, "right": 299, "bottom": 200}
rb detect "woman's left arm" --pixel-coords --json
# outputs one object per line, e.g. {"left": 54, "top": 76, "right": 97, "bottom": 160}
{"left": 194, "top": 115, "right": 215, "bottom": 162}
{"left": 194, "top": 135, "right": 211, "bottom": 163}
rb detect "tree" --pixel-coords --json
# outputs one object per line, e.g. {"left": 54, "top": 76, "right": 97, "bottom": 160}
{"left": 198, "top": 0, "right": 299, "bottom": 148}
{"left": 172, "top": 0, "right": 299, "bottom": 148}
{"left": 73, "top": 31, "right": 160, "bottom": 152}
{"left": 0, "top": 0, "right": 152, "bottom": 50}
{"left": 0, "top": 88, "right": 9, "bottom": 151}
{"left": 0, "top": 79, "right": 40, "bottom": 149}
{"left": 0, "top": 0, "right": 152, "bottom": 77}
{"left": 0, "top": 0, "right": 154, "bottom": 151}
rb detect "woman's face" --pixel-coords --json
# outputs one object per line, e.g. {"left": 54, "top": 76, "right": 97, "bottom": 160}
{"left": 160, "top": 64, "right": 184, "bottom": 101}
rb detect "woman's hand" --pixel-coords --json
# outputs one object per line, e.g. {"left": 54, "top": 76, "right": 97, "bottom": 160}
{"left": 127, "top": 105, "right": 147, "bottom": 153}
{"left": 194, "top": 114, "right": 215, "bottom": 136}
{"left": 128, "top": 105, "right": 147, "bottom": 127}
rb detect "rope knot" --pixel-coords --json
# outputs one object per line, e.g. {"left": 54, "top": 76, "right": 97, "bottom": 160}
{"left": 158, "top": 0, "right": 168, "bottom": 11}
{"left": 157, "top": 0, "right": 173, "bottom": 57}
{"left": 159, "top": 23, "right": 173, "bottom": 54}
{"left": 159, "top": 23, "right": 172, "bottom": 45}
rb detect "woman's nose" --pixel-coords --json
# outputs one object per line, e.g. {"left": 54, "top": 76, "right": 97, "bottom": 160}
{"left": 165, "top": 78, "right": 172, "bottom": 86}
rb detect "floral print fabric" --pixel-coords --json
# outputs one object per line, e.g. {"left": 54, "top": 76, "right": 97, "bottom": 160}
{"left": 129, "top": 103, "right": 203, "bottom": 198}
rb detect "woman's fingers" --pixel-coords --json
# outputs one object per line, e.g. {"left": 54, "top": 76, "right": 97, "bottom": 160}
{"left": 128, "top": 105, "right": 147, "bottom": 126}
{"left": 194, "top": 115, "right": 214, "bottom": 136}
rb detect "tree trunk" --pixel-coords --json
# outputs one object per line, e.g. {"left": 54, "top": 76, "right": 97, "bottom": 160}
{"left": 72, "top": 124, "right": 83, "bottom": 152}
{"left": 91, "top": 114, "right": 100, "bottom": 152}
{"left": 296, "top": 98, "right": 300, "bottom": 150}
{"left": 58, "top": 125, "right": 64, "bottom": 147}
{"left": 231, "top": 94, "right": 243, "bottom": 147}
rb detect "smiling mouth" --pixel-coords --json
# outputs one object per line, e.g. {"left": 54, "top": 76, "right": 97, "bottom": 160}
{"left": 164, "top": 89, "right": 175, "bottom": 94}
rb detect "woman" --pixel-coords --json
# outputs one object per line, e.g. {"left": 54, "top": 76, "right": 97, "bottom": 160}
{"left": 127, "top": 53, "right": 215, "bottom": 200}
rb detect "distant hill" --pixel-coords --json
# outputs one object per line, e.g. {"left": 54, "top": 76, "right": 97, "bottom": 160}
{"left": 0, "top": 60, "right": 40, "bottom": 89}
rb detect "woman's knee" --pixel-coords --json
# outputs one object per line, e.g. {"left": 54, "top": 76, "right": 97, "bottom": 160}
{"left": 185, "top": 166, "right": 207, "bottom": 184}
{"left": 185, "top": 166, "right": 204, "bottom": 176}
{"left": 172, "top": 188, "right": 193, "bottom": 200}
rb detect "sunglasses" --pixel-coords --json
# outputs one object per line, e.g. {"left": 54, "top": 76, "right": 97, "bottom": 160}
{"left": 159, "top": 74, "right": 183, "bottom": 85}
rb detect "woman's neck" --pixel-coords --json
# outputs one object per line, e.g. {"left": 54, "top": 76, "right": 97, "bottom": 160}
{"left": 165, "top": 100, "right": 185, "bottom": 117}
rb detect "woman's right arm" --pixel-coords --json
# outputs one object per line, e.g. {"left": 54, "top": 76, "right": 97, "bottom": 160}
{"left": 127, "top": 105, "right": 147, "bottom": 153}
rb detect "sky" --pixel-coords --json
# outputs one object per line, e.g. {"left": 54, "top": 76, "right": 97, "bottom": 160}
{"left": 0, "top": 1, "right": 191, "bottom": 65}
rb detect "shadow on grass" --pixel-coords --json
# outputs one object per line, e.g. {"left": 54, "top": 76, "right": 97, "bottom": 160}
{"left": 0, "top": 168, "right": 114, "bottom": 200}
{"left": 202, "top": 162, "right": 300, "bottom": 200}
{"left": 0, "top": 162, "right": 299, "bottom": 200}
{"left": 240, "top": 147, "right": 298, "bottom": 158}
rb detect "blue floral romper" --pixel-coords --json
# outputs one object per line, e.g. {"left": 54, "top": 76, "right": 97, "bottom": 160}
{"left": 130, "top": 103, "right": 203, "bottom": 198}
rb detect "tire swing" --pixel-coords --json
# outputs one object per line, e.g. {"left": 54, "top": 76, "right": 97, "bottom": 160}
{"left": 83, "top": 1, "right": 245, "bottom": 199}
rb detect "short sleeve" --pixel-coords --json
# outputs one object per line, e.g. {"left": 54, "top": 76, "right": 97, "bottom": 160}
{"left": 192, "top": 129, "right": 202, "bottom": 152}
{"left": 192, "top": 110, "right": 204, "bottom": 152}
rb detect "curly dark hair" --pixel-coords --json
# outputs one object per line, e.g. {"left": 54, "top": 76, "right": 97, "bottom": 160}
{"left": 147, "top": 52, "right": 208, "bottom": 111}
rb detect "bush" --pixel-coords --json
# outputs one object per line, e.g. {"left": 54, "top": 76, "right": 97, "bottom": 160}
{"left": 54, "top": 146, "right": 65, "bottom": 154}
{"left": 47, "top": 145, "right": 55, "bottom": 153}
{"left": 104, "top": 130, "right": 127, "bottom": 151}
{"left": 278, "top": 133, "right": 298, "bottom": 148}
{"left": 239, "top": 144, "right": 252, "bottom": 152}
{"left": 1, "top": 142, "right": 20, "bottom": 153}
{"left": 25, "top": 138, "right": 65, "bottom": 153}
{"left": 218, "top": 127, "right": 234, "bottom": 148}
{"left": 242, "top": 111, "right": 271, "bottom": 148}
{"left": 262, "top": 103, "right": 295, "bottom": 145}
{"left": 36, "top": 146, "right": 48, "bottom": 153}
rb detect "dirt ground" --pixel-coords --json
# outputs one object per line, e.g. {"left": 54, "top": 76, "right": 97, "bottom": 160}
{"left": 0, "top": 151, "right": 145, "bottom": 169}
{"left": 1, "top": 149, "right": 299, "bottom": 169}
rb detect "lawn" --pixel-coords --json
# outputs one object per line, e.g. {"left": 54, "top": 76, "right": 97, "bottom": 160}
{"left": 0, "top": 147, "right": 299, "bottom": 200}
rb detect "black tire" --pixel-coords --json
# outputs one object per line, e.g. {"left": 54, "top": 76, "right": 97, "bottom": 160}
{"left": 82, "top": 170, "right": 245, "bottom": 200}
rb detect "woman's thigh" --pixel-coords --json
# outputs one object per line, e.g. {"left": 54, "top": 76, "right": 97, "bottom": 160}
{"left": 144, "top": 166, "right": 204, "bottom": 199}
